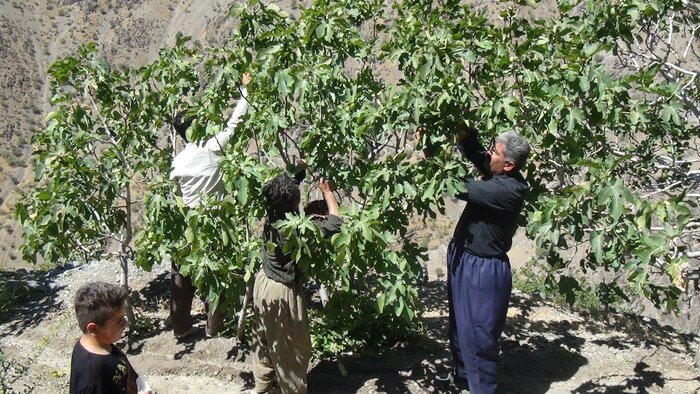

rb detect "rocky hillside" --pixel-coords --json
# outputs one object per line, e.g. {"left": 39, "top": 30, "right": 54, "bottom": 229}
{"left": 0, "top": 0, "right": 270, "bottom": 269}
{"left": 0, "top": 0, "right": 535, "bottom": 269}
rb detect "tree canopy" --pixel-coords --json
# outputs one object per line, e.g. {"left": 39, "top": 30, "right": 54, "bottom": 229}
{"left": 16, "top": 0, "right": 700, "bottom": 353}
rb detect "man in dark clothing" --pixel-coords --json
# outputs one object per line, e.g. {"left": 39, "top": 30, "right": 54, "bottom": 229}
{"left": 251, "top": 172, "right": 342, "bottom": 394}
{"left": 424, "top": 127, "right": 530, "bottom": 394}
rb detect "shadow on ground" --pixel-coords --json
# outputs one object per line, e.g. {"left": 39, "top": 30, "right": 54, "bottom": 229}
{"left": 0, "top": 266, "right": 67, "bottom": 338}
{"left": 125, "top": 271, "right": 171, "bottom": 350}
{"left": 308, "top": 281, "right": 586, "bottom": 393}
{"left": 307, "top": 280, "right": 698, "bottom": 394}
{"left": 28, "top": 268, "right": 692, "bottom": 394}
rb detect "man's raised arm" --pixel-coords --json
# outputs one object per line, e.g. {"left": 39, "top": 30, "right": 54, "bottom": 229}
{"left": 206, "top": 72, "right": 252, "bottom": 151}
{"left": 455, "top": 127, "right": 490, "bottom": 178}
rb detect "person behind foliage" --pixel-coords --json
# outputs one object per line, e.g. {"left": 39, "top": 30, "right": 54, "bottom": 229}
{"left": 168, "top": 73, "right": 251, "bottom": 339}
{"left": 251, "top": 172, "right": 342, "bottom": 394}
{"left": 69, "top": 281, "right": 151, "bottom": 394}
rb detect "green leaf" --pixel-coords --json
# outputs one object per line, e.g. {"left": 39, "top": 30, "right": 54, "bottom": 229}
{"left": 277, "top": 70, "right": 294, "bottom": 96}
{"left": 185, "top": 226, "right": 194, "bottom": 244}
{"left": 236, "top": 178, "right": 249, "bottom": 205}
{"left": 377, "top": 293, "right": 386, "bottom": 313}
{"left": 578, "top": 77, "right": 590, "bottom": 92}
{"left": 502, "top": 97, "right": 517, "bottom": 121}
{"left": 591, "top": 231, "right": 603, "bottom": 263}
{"left": 558, "top": 276, "right": 580, "bottom": 306}
{"left": 394, "top": 296, "right": 405, "bottom": 317}
{"left": 332, "top": 231, "right": 350, "bottom": 249}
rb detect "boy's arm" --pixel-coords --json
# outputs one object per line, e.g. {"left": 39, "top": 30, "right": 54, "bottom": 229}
{"left": 319, "top": 178, "right": 339, "bottom": 217}
{"left": 317, "top": 178, "right": 342, "bottom": 236}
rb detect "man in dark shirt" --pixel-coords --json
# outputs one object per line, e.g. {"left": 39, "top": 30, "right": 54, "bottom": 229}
{"left": 251, "top": 172, "right": 342, "bottom": 394}
{"left": 424, "top": 127, "right": 530, "bottom": 394}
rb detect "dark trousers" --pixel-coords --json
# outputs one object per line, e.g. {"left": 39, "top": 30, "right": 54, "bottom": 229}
{"left": 171, "top": 262, "right": 224, "bottom": 336}
{"left": 447, "top": 240, "right": 512, "bottom": 394}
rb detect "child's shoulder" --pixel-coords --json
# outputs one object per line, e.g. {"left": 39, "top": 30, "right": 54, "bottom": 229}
{"left": 72, "top": 337, "right": 118, "bottom": 360}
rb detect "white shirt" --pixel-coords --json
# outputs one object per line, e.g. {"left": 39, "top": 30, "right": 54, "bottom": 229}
{"left": 169, "top": 88, "right": 248, "bottom": 207}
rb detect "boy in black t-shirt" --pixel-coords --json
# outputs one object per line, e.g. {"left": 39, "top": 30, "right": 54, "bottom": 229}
{"left": 69, "top": 282, "right": 150, "bottom": 394}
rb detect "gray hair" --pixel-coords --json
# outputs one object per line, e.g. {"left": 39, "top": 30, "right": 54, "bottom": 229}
{"left": 496, "top": 131, "right": 530, "bottom": 171}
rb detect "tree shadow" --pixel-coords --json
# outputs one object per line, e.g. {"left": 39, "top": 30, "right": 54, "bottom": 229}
{"left": 309, "top": 347, "right": 425, "bottom": 394}
{"left": 420, "top": 277, "right": 450, "bottom": 313}
{"left": 305, "top": 281, "right": 592, "bottom": 393}
{"left": 132, "top": 271, "right": 170, "bottom": 312}
{"left": 239, "top": 370, "right": 256, "bottom": 390}
{"left": 570, "top": 361, "right": 666, "bottom": 393}
{"left": 500, "top": 292, "right": 699, "bottom": 394}
{"left": 124, "top": 271, "right": 171, "bottom": 346}
{"left": 497, "top": 293, "right": 589, "bottom": 393}
{"left": 582, "top": 309, "right": 698, "bottom": 356}
{"left": 173, "top": 334, "right": 199, "bottom": 360}
{"left": 124, "top": 270, "right": 208, "bottom": 358}
{"left": 304, "top": 281, "right": 467, "bottom": 393}
{"left": 227, "top": 338, "right": 251, "bottom": 363}
{"left": 0, "top": 265, "right": 67, "bottom": 338}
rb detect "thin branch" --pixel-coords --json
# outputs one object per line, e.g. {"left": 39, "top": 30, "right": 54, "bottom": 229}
{"left": 88, "top": 94, "right": 132, "bottom": 173}
{"left": 668, "top": 12, "right": 675, "bottom": 47}
{"left": 641, "top": 181, "right": 683, "bottom": 198}
{"left": 659, "top": 156, "right": 700, "bottom": 164}
{"left": 280, "top": 127, "right": 302, "bottom": 158}
{"left": 683, "top": 25, "right": 699, "bottom": 60}
{"left": 99, "top": 232, "right": 132, "bottom": 250}
{"left": 634, "top": 51, "right": 697, "bottom": 77}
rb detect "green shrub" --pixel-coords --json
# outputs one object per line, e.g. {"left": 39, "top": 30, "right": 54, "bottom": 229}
{"left": 0, "top": 278, "right": 31, "bottom": 313}
{"left": 513, "top": 263, "right": 605, "bottom": 312}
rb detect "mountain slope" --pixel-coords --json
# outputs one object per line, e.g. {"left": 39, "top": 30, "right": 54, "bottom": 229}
{"left": 0, "top": 0, "right": 253, "bottom": 269}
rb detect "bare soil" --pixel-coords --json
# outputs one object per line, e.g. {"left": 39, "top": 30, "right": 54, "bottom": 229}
{"left": 1, "top": 258, "right": 698, "bottom": 394}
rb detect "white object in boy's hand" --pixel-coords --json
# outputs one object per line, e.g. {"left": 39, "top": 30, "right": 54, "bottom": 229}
{"left": 137, "top": 376, "right": 153, "bottom": 394}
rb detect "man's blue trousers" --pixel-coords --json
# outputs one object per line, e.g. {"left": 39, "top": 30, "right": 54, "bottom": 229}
{"left": 447, "top": 240, "right": 512, "bottom": 394}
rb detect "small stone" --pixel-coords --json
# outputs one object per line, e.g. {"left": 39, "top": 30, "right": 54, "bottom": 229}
{"left": 25, "top": 280, "right": 43, "bottom": 291}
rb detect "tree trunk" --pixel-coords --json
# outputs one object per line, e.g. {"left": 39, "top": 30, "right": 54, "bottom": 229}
{"left": 120, "top": 252, "right": 136, "bottom": 323}
{"left": 121, "top": 185, "right": 136, "bottom": 323}
{"left": 236, "top": 282, "right": 254, "bottom": 340}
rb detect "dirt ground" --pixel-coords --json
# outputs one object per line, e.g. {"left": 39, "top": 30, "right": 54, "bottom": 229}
{"left": 1, "top": 258, "right": 698, "bottom": 394}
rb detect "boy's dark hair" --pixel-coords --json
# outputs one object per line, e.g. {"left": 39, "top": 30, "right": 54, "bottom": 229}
{"left": 74, "top": 282, "right": 128, "bottom": 333}
{"left": 172, "top": 111, "right": 194, "bottom": 142}
{"left": 263, "top": 173, "right": 300, "bottom": 221}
